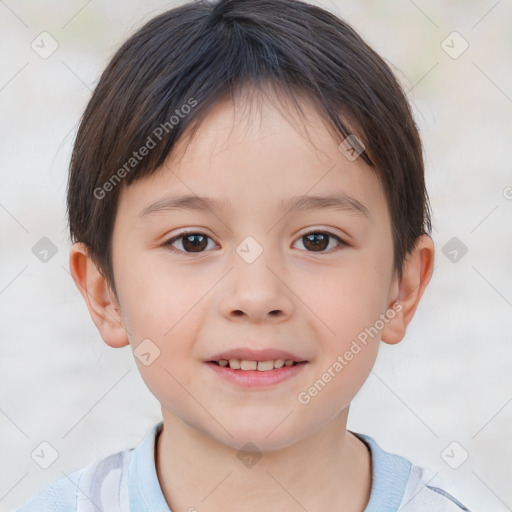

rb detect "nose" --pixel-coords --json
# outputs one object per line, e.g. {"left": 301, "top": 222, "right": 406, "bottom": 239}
{"left": 218, "top": 255, "right": 294, "bottom": 324}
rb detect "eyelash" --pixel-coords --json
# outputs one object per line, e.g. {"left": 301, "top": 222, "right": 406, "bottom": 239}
{"left": 163, "top": 229, "right": 348, "bottom": 255}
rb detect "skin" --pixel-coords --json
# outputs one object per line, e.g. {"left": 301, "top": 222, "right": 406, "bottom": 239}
{"left": 70, "top": 86, "right": 434, "bottom": 512}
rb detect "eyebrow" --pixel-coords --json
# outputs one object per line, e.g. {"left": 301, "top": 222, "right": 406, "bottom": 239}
{"left": 139, "top": 192, "right": 370, "bottom": 219}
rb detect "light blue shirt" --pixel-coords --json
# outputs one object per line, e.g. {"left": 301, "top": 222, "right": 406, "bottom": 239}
{"left": 16, "top": 422, "right": 472, "bottom": 511}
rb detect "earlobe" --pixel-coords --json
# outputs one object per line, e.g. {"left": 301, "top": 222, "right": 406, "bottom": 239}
{"left": 68, "top": 242, "right": 130, "bottom": 348}
{"left": 381, "top": 234, "right": 435, "bottom": 345}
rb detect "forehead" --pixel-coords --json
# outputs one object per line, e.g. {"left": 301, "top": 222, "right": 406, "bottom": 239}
{"left": 115, "top": 90, "right": 389, "bottom": 228}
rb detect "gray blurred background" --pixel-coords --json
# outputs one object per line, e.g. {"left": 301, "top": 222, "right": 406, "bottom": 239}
{"left": 1, "top": 1, "right": 511, "bottom": 510}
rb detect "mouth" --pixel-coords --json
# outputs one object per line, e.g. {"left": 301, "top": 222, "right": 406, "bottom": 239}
{"left": 204, "top": 353, "right": 309, "bottom": 388}
{"left": 207, "top": 358, "right": 302, "bottom": 371}
{"left": 204, "top": 348, "right": 309, "bottom": 387}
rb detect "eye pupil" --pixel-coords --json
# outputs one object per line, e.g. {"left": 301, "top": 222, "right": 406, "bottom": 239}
{"left": 168, "top": 231, "right": 343, "bottom": 255}
{"left": 182, "top": 234, "right": 208, "bottom": 252}
{"left": 303, "top": 233, "right": 329, "bottom": 251}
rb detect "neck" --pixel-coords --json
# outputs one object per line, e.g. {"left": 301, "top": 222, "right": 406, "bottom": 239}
{"left": 155, "top": 408, "right": 372, "bottom": 512}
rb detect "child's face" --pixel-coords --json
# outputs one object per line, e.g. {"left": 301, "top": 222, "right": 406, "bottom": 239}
{"left": 110, "top": 91, "right": 399, "bottom": 450}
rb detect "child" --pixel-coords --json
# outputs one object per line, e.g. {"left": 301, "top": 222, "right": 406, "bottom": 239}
{"left": 17, "top": 0, "right": 472, "bottom": 510}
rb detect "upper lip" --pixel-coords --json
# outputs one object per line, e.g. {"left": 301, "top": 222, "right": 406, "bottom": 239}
{"left": 207, "top": 348, "right": 307, "bottom": 363}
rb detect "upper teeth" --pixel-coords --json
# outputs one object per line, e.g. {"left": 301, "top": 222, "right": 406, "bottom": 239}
{"left": 218, "top": 359, "right": 296, "bottom": 371}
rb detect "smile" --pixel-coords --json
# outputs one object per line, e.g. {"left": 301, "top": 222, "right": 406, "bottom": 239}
{"left": 210, "top": 359, "right": 299, "bottom": 371}
{"left": 205, "top": 360, "right": 308, "bottom": 388}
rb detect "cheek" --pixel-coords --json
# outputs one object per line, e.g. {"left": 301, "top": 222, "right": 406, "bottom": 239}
{"left": 127, "top": 311, "right": 202, "bottom": 417}
{"left": 298, "top": 259, "right": 390, "bottom": 342}
{"left": 115, "top": 255, "right": 190, "bottom": 337}
{"left": 293, "top": 290, "right": 382, "bottom": 433}
{"left": 114, "top": 258, "right": 208, "bottom": 395}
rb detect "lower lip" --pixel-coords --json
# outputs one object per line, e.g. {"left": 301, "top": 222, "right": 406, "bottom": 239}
{"left": 205, "top": 361, "right": 308, "bottom": 388}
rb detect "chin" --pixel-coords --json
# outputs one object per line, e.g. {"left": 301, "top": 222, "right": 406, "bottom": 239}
{"left": 215, "top": 416, "right": 309, "bottom": 452}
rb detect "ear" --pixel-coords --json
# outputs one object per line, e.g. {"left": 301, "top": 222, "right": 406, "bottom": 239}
{"left": 381, "top": 234, "right": 435, "bottom": 345}
{"left": 68, "top": 242, "right": 129, "bottom": 348}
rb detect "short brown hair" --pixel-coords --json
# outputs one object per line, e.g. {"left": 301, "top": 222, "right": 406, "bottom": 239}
{"left": 67, "top": 0, "right": 432, "bottom": 293}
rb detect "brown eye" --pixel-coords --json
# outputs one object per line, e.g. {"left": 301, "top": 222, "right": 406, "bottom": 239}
{"left": 165, "top": 232, "right": 214, "bottom": 253}
{"left": 295, "top": 231, "right": 346, "bottom": 253}
{"left": 164, "top": 230, "right": 347, "bottom": 255}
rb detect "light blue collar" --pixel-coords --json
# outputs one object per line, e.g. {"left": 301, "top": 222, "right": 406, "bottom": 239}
{"left": 128, "top": 422, "right": 171, "bottom": 511}
{"left": 352, "top": 431, "right": 412, "bottom": 512}
{"left": 128, "top": 423, "right": 411, "bottom": 512}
